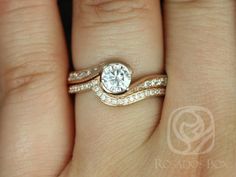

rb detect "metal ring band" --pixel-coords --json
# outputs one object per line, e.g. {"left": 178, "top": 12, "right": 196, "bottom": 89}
{"left": 68, "top": 61, "right": 167, "bottom": 106}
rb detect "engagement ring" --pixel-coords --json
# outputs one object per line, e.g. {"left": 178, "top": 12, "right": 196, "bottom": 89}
{"left": 68, "top": 61, "right": 167, "bottom": 106}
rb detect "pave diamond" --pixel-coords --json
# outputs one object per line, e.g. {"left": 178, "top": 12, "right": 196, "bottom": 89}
{"left": 68, "top": 70, "right": 91, "bottom": 82}
{"left": 101, "top": 63, "right": 132, "bottom": 94}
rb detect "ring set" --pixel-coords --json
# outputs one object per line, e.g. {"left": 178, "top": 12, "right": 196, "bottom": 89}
{"left": 68, "top": 61, "right": 167, "bottom": 106}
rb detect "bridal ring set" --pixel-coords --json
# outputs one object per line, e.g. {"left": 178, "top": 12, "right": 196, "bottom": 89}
{"left": 68, "top": 61, "right": 168, "bottom": 106}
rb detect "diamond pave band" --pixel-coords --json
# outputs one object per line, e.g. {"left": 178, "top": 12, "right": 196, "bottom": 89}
{"left": 68, "top": 61, "right": 168, "bottom": 106}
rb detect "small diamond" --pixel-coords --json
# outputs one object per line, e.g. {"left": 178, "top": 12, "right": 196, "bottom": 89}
{"left": 123, "top": 98, "right": 129, "bottom": 105}
{"left": 135, "top": 94, "right": 140, "bottom": 100}
{"left": 137, "top": 93, "right": 142, "bottom": 99}
{"left": 118, "top": 99, "right": 123, "bottom": 105}
{"left": 156, "top": 79, "right": 162, "bottom": 84}
{"left": 80, "top": 85, "right": 84, "bottom": 90}
{"left": 111, "top": 99, "right": 117, "bottom": 105}
{"left": 163, "top": 78, "right": 168, "bottom": 85}
{"left": 101, "top": 94, "right": 106, "bottom": 101}
{"left": 132, "top": 94, "right": 138, "bottom": 100}
{"left": 92, "top": 79, "right": 98, "bottom": 85}
{"left": 160, "top": 78, "right": 167, "bottom": 85}
{"left": 144, "top": 81, "right": 151, "bottom": 87}
{"left": 96, "top": 90, "right": 103, "bottom": 96}
{"left": 139, "top": 92, "right": 145, "bottom": 98}
{"left": 77, "top": 70, "right": 91, "bottom": 80}
{"left": 106, "top": 97, "right": 111, "bottom": 103}
{"left": 145, "top": 90, "right": 150, "bottom": 96}
{"left": 154, "top": 90, "right": 160, "bottom": 94}
{"left": 74, "top": 88, "right": 78, "bottom": 92}
{"left": 93, "top": 86, "right": 99, "bottom": 92}
{"left": 150, "top": 90, "right": 155, "bottom": 95}
{"left": 89, "top": 82, "right": 93, "bottom": 87}
{"left": 101, "top": 63, "right": 132, "bottom": 94}
{"left": 129, "top": 96, "right": 134, "bottom": 102}
{"left": 151, "top": 80, "right": 157, "bottom": 86}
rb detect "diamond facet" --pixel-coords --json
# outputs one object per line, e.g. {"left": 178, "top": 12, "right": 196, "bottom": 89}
{"left": 101, "top": 63, "right": 132, "bottom": 94}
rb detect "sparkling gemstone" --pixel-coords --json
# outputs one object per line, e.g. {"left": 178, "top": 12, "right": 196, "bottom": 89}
{"left": 154, "top": 79, "right": 161, "bottom": 86}
{"left": 106, "top": 97, "right": 112, "bottom": 103}
{"left": 123, "top": 98, "right": 129, "bottom": 105}
{"left": 145, "top": 81, "right": 151, "bottom": 87}
{"left": 93, "top": 86, "right": 99, "bottom": 92}
{"left": 129, "top": 96, "right": 134, "bottom": 102}
{"left": 75, "top": 70, "right": 91, "bottom": 80}
{"left": 101, "top": 94, "right": 106, "bottom": 101}
{"left": 150, "top": 90, "right": 155, "bottom": 95}
{"left": 111, "top": 99, "right": 117, "bottom": 105}
{"left": 92, "top": 79, "right": 98, "bottom": 85}
{"left": 101, "top": 63, "right": 132, "bottom": 94}
{"left": 118, "top": 99, "right": 123, "bottom": 105}
{"left": 154, "top": 90, "right": 160, "bottom": 94}
{"left": 96, "top": 90, "right": 103, "bottom": 96}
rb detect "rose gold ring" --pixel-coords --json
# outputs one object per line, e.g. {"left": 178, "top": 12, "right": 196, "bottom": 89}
{"left": 68, "top": 61, "right": 167, "bottom": 106}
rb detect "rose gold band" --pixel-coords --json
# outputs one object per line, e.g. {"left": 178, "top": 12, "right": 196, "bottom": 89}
{"left": 68, "top": 61, "right": 167, "bottom": 106}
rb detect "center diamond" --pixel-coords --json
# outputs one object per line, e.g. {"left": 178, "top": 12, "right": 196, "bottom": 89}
{"left": 101, "top": 63, "right": 132, "bottom": 94}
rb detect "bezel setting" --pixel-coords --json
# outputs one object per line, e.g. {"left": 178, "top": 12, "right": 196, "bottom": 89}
{"left": 100, "top": 63, "right": 132, "bottom": 95}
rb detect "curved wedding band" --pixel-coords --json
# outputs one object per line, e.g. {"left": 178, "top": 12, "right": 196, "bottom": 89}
{"left": 68, "top": 61, "right": 167, "bottom": 106}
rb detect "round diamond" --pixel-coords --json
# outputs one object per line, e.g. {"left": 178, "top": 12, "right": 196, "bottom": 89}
{"left": 101, "top": 63, "right": 132, "bottom": 94}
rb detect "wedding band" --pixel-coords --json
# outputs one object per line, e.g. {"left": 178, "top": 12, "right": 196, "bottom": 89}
{"left": 68, "top": 61, "right": 167, "bottom": 106}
